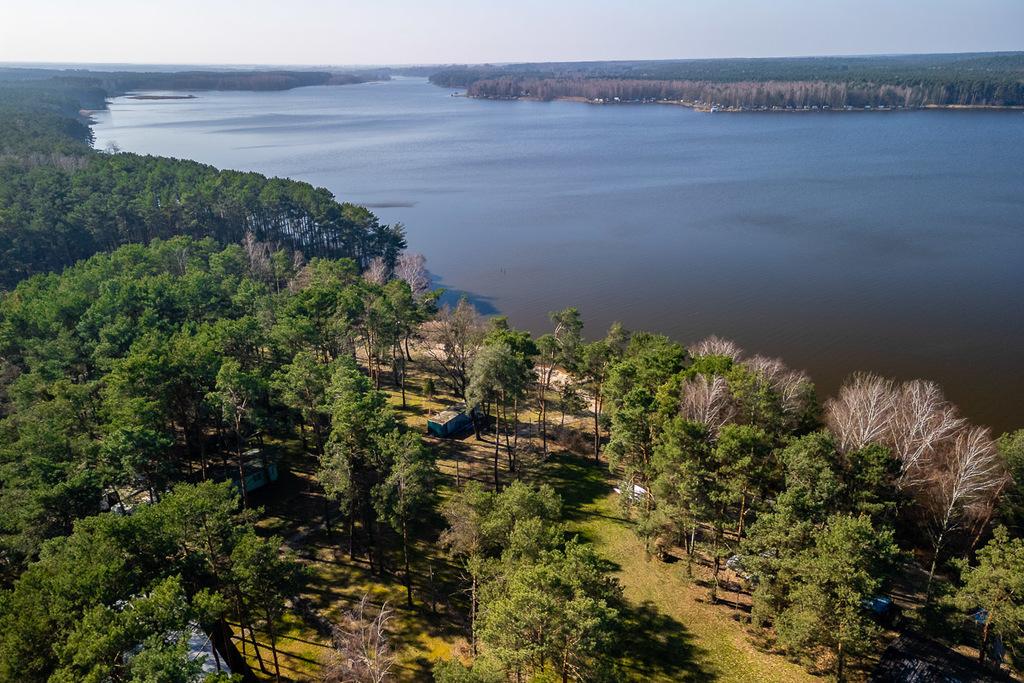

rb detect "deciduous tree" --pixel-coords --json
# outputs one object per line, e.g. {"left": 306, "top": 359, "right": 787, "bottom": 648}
{"left": 425, "top": 298, "right": 486, "bottom": 402}
{"left": 323, "top": 596, "right": 395, "bottom": 683}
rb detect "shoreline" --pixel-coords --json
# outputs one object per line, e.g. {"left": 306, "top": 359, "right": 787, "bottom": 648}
{"left": 464, "top": 93, "right": 1024, "bottom": 113}
{"left": 126, "top": 94, "right": 197, "bottom": 100}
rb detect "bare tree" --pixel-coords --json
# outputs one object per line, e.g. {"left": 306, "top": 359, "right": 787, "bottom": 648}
{"left": 243, "top": 231, "right": 273, "bottom": 281}
{"left": 423, "top": 299, "right": 486, "bottom": 401}
{"left": 363, "top": 256, "right": 390, "bottom": 286}
{"left": 891, "top": 380, "right": 965, "bottom": 487}
{"left": 742, "top": 354, "right": 815, "bottom": 424}
{"left": 825, "top": 373, "right": 896, "bottom": 453}
{"left": 393, "top": 252, "right": 431, "bottom": 298}
{"left": 827, "top": 374, "right": 968, "bottom": 486}
{"left": 827, "top": 373, "right": 1008, "bottom": 597}
{"left": 741, "top": 354, "right": 785, "bottom": 385}
{"left": 322, "top": 596, "right": 395, "bottom": 683}
{"left": 287, "top": 251, "right": 308, "bottom": 292}
{"left": 680, "top": 374, "right": 736, "bottom": 437}
{"left": 920, "top": 426, "right": 1007, "bottom": 596}
{"left": 690, "top": 335, "right": 743, "bottom": 360}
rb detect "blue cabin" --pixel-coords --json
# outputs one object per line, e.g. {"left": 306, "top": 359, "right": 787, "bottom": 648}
{"left": 865, "top": 595, "right": 893, "bottom": 615}
{"left": 427, "top": 407, "right": 472, "bottom": 438}
{"left": 232, "top": 449, "right": 279, "bottom": 493}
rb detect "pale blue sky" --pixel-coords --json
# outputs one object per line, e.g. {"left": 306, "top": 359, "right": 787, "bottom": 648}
{"left": 2, "top": 0, "right": 1022, "bottom": 66}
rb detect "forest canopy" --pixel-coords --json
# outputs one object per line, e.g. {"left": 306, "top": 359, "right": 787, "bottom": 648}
{"left": 0, "top": 60, "right": 1022, "bottom": 682}
{"left": 0, "top": 74, "right": 405, "bottom": 289}
{"left": 429, "top": 52, "right": 1024, "bottom": 108}
{"left": 0, "top": 66, "right": 384, "bottom": 93}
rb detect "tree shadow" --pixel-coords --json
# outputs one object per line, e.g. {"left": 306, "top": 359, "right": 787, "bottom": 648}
{"left": 538, "top": 452, "right": 613, "bottom": 521}
{"left": 614, "top": 600, "right": 714, "bottom": 681}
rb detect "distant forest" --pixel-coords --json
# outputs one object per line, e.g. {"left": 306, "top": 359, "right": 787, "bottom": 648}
{"left": 428, "top": 52, "right": 1024, "bottom": 109}
{"left": 0, "top": 70, "right": 403, "bottom": 288}
{"left": 0, "top": 66, "right": 386, "bottom": 93}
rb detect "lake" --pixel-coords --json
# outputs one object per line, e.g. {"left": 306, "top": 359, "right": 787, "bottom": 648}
{"left": 92, "top": 77, "right": 1024, "bottom": 432}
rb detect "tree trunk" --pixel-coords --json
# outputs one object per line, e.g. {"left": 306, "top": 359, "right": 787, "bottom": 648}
{"left": 368, "top": 516, "right": 380, "bottom": 576}
{"left": 246, "top": 626, "right": 266, "bottom": 671}
{"left": 240, "top": 621, "right": 247, "bottom": 659}
{"left": 471, "top": 409, "right": 482, "bottom": 440}
{"left": 710, "top": 531, "right": 722, "bottom": 604}
{"left": 393, "top": 343, "right": 407, "bottom": 409}
{"left": 925, "top": 530, "right": 945, "bottom": 603}
{"left": 399, "top": 357, "right": 407, "bottom": 409}
{"left": 494, "top": 410, "right": 501, "bottom": 492}
{"left": 970, "top": 479, "right": 1007, "bottom": 552}
{"left": 502, "top": 398, "right": 513, "bottom": 465}
{"left": 512, "top": 397, "right": 520, "bottom": 469}
{"left": 348, "top": 498, "right": 356, "bottom": 561}
{"left": 471, "top": 574, "right": 478, "bottom": 656}
{"left": 266, "top": 610, "right": 281, "bottom": 682}
{"left": 979, "top": 611, "right": 993, "bottom": 664}
{"left": 737, "top": 494, "right": 747, "bottom": 536}
{"left": 403, "top": 519, "right": 413, "bottom": 607}
{"left": 235, "top": 426, "right": 249, "bottom": 509}
{"left": 540, "top": 393, "right": 548, "bottom": 455}
{"left": 540, "top": 367, "right": 553, "bottom": 457}
{"left": 199, "top": 431, "right": 208, "bottom": 481}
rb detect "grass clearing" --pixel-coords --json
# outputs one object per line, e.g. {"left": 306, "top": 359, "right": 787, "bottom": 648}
{"left": 542, "top": 453, "right": 817, "bottom": 683}
{"left": 234, "top": 355, "right": 823, "bottom": 681}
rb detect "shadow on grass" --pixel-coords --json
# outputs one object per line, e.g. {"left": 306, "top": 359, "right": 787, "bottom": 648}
{"left": 615, "top": 599, "right": 714, "bottom": 681}
{"left": 539, "top": 452, "right": 614, "bottom": 521}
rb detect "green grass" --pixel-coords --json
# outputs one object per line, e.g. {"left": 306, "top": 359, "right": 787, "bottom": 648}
{"left": 241, "top": 360, "right": 821, "bottom": 681}
{"left": 542, "top": 454, "right": 817, "bottom": 683}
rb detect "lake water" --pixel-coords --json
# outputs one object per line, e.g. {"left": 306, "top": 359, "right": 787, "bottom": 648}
{"left": 92, "top": 77, "right": 1024, "bottom": 433}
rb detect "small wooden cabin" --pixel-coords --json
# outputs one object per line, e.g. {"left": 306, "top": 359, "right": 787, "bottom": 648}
{"left": 427, "top": 407, "right": 472, "bottom": 438}
{"left": 236, "top": 449, "right": 279, "bottom": 493}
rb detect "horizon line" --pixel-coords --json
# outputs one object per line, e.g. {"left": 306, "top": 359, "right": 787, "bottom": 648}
{"left": 2, "top": 49, "right": 1023, "bottom": 72}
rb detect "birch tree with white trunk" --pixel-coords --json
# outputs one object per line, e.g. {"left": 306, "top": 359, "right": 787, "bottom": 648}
{"left": 690, "top": 335, "right": 744, "bottom": 360}
{"left": 680, "top": 374, "right": 737, "bottom": 437}
{"left": 393, "top": 252, "right": 431, "bottom": 298}
{"left": 363, "top": 256, "right": 390, "bottom": 285}
{"left": 921, "top": 426, "right": 1008, "bottom": 597}
{"left": 825, "top": 372, "right": 896, "bottom": 453}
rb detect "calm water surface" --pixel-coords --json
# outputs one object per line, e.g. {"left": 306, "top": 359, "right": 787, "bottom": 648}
{"left": 92, "top": 78, "right": 1024, "bottom": 432}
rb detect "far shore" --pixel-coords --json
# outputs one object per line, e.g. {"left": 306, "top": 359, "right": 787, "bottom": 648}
{"left": 464, "top": 93, "right": 1024, "bottom": 113}
{"left": 126, "top": 94, "right": 198, "bottom": 100}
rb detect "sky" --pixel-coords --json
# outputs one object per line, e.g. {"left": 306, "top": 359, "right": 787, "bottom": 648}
{"left": 2, "top": 0, "right": 1023, "bottom": 66}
